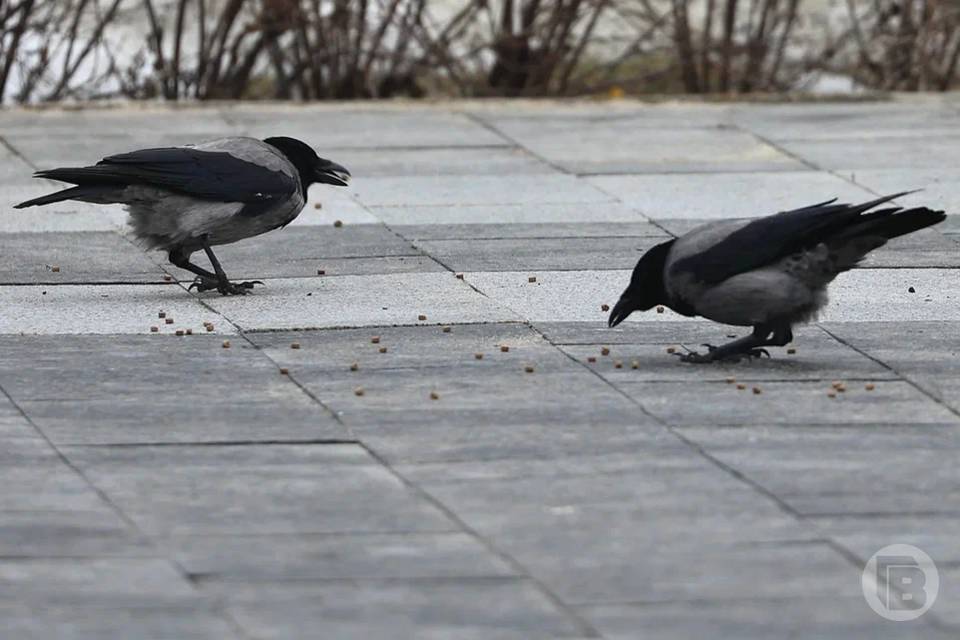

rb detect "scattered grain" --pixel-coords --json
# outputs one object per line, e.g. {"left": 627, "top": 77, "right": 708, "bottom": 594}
{"left": 165, "top": 318, "right": 174, "bottom": 325}
{"left": 350, "top": 363, "right": 359, "bottom": 371}
{"left": 279, "top": 368, "right": 289, "bottom": 375}
{"left": 752, "top": 386, "right": 762, "bottom": 395}
{"left": 865, "top": 383, "right": 876, "bottom": 391}
{"left": 601, "top": 347, "right": 610, "bottom": 356}
{"left": 354, "top": 387, "right": 365, "bottom": 396}
{"left": 379, "top": 346, "right": 388, "bottom": 353}
{"left": 442, "top": 326, "right": 451, "bottom": 333}
{"left": 222, "top": 340, "right": 231, "bottom": 348}
{"left": 290, "top": 342, "right": 301, "bottom": 350}
{"left": 430, "top": 391, "right": 439, "bottom": 400}
{"left": 474, "top": 353, "right": 483, "bottom": 360}
{"left": 528, "top": 276, "right": 537, "bottom": 283}
{"left": 333, "top": 220, "right": 343, "bottom": 228}
{"left": 418, "top": 314, "right": 427, "bottom": 321}
{"left": 601, "top": 304, "right": 610, "bottom": 312}
{"left": 500, "top": 345, "right": 509, "bottom": 353}
{"left": 524, "top": 366, "right": 535, "bottom": 373}
{"left": 656, "top": 306, "right": 664, "bottom": 313}
{"left": 150, "top": 326, "right": 158, "bottom": 333}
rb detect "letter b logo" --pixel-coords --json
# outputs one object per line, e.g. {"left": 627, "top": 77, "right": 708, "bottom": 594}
{"left": 863, "top": 544, "right": 938, "bottom": 621}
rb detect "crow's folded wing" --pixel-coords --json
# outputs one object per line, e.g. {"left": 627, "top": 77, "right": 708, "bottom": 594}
{"left": 36, "top": 147, "right": 297, "bottom": 216}
{"left": 668, "top": 192, "right": 910, "bottom": 285}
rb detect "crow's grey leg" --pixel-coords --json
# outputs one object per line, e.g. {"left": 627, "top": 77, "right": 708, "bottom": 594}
{"left": 198, "top": 236, "right": 263, "bottom": 296}
{"left": 168, "top": 247, "right": 219, "bottom": 289}
{"left": 679, "top": 325, "right": 776, "bottom": 363}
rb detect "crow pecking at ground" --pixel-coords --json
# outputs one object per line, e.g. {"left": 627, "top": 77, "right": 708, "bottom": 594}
{"left": 608, "top": 192, "right": 945, "bottom": 362}
{"left": 15, "top": 136, "right": 350, "bottom": 295}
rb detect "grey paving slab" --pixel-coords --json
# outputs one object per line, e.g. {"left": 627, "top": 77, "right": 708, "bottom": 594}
{"left": 731, "top": 100, "right": 960, "bottom": 141}
{"left": 486, "top": 119, "right": 805, "bottom": 174}
{"left": 0, "top": 510, "right": 150, "bottom": 557}
{"left": 247, "top": 324, "right": 663, "bottom": 462}
{"left": 168, "top": 532, "right": 512, "bottom": 581}
{"left": 617, "top": 380, "right": 959, "bottom": 427}
{"left": 416, "top": 236, "right": 659, "bottom": 271}
{"left": 327, "top": 146, "right": 555, "bottom": 176}
{"left": 0, "top": 557, "right": 197, "bottom": 608}
{"left": 578, "top": 597, "right": 952, "bottom": 640}
{"left": 394, "top": 221, "right": 667, "bottom": 240}
{"left": 369, "top": 202, "right": 650, "bottom": 225}
{"left": 779, "top": 135, "right": 960, "bottom": 171}
{"left": 467, "top": 100, "right": 733, "bottom": 127}
{"left": 201, "top": 273, "right": 520, "bottom": 330}
{"left": 810, "top": 513, "right": 960, "bottom": 564}
{"left": 0, "top": 231, "right": 166, "bottom": 283}
{"left": 0, "top": 284, "right": 228, "bottom": 335}
{"left": 587, "top": 170, "right": 874, "bottom": 218}
{"left": 410, "top": 466, "right": 845, "bottom": 604}
{"left": 219, "top": 579, "right": 586, "bottom": 640}
{"left": 348, "top": 174, "right": 614, "bottom": 207}
{"left": 0, "top": 437, "right": 106, "bottom": 511}
{"left": 225, "top": 104, "right": 509, "bottom": 148}
{"left": 675, "top": 426, "right": 960, "bottom": 515}
{"left": 817, "top": 321, "right": 960, "bottom": 413}
{"left": 0, "top": 106, "right": 235, "bottom": 137}
{"left": 62, "top": 443, "right": 456, "bottom": 536}
{"left": 0, "top": 604, "right": 239, "bottom": 640}
{"left": 825, "top": 271, "right": 960, "bottom": 317}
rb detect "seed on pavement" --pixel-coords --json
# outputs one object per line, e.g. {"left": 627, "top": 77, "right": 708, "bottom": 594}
{"left": 175, "top": 329, "right": 184, "bottom": 336}
{"left": 354, "top": 387, "right": 365, "bottom": 396}
{"left": 455, "top": 273, "right": 464, "bottom": 279}
{"left": 736, "top": 383, "right": 746, "bottom": 390}
{"left": 290, "top": 342, "right": 301, "bottom": 349}
{"left": 150, "top": 326, "right": 158, "bottom": 332}
{"left": 430, "top": 391, "right": 439, "bottom": 400}
{"left": 601, "top": 347, "right": 610, "bottom": 356}
{"left": 752, "top": 386, "right": 762, "bottom": 395}
{"left": 865, "top": 383, "right": 876, "bottom": 391}
{"left": 442, "top": 326, "right": 451, "bottom": 333}
{"left": 474, "top": 353, "right": 483, "bottom": 360}
{"left": 205, "top": 324, "right": 214, "bottom": 332}
{"left": 631, "top": 360, "right": 639, "bottom": 369}
{"left": 827, "top": 391, "right": 837, "bottom": 398}
{"left": 317, "top": 269, "right": 326, "bottom": 275}
{"left": 614, "top": 360, "right": 623, "bottom": 369}
{"left": 379, "top": 346, "right": 387, "bottom": 353}
{"left": 279, "top": 368, "right": 289, "bottom": 375}
{"left": 666, "top": 347, "right": 675, "bottom": 354}
{"left": 350, "top": 363, "right": 359, "bottom": 371}
{"left": 726, "top": 377, "right": 736, "bottom": 384}
{"left": 601, "top": 304, "right": 610, "bottom": 311}
{"left": 165, "top": 318, "right": 174, "bottom": 325}
{"left": 185, "top": 328, "right": 193, "bottom": 335}
{"left": 528, "top": 276, "right": 537, "bottom": 283}
{"left": 524, "top": 365, "right": 534, "bottom": 373}
{"left": 418, "top": 314, "right": 427, "bottom": 321}
{"left": 51, "top": 265, "right": 60, "bottom": 273}
{"left": 158, "top": 311, "right": 166, "bottom": 319}
{"left": 587, "top": 356, "right": 596, "bottom": 363}
{"left": 656, "top": 306, "right": 665, "bottom": 313}
{"left": 333, "top": 220, "right": 343, "bottom": 227}
{"left": 163, "top": 274, "right": 172, "bottom": 282}
{"left": 222, "top": 340, "right": 231, "bottom": 348}
{"left": 787, "top": 347, "right": 796, "bottom": 354}
{"left": 371, "top": 336, "right": 380, "bottom": 343}
{"left": 500, "top": 345, "right": 509, "bottom": 352}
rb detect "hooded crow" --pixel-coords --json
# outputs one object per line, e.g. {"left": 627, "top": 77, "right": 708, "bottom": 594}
{"left": 608, "top": 192, "right": 945, "bottom": 362}
{"left": 15, "top": 136, "right": 350, "bottom": 295}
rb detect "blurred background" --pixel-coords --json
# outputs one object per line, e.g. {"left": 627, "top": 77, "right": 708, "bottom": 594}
{"left": 1, "top": 0, "right": 959, "bottom": 103}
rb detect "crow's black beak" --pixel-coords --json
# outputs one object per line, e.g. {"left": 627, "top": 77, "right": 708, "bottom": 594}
{"left": 315, "top": 159, "right": 351, "bottom": 186}
{"left": 608, "top": 298, "right": 636, "bottom": 328}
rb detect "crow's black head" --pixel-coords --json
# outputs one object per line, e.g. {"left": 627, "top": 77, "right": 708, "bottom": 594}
{"left": 608, "top": 239, "right": 674, "bottom": 328}
{"left": 264, "top": 136, "right": 351, "bottom": 189}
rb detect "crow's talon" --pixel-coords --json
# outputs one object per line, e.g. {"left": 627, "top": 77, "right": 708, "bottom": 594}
{"left": 190, "top": 277, "right": 263, "bottom": 296}
{"left": 218, "top": 280, "right": 264, "bottom": 296}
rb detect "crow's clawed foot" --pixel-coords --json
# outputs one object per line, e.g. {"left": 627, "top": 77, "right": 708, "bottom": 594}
{"left": 189, "top": 277, "right": 263, "bottom": 296}
{"left": 675, "top": 344, "right": 770, "bottom": 364}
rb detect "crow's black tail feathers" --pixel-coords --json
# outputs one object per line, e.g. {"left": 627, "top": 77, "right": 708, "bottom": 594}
{"left": 14, "top": 184, "right": 109, "bottom": 209}
{"left": 14, "top": 167, "right": 122, "bottom": 208}
{"left": 833, "top": 204, "right": 946, "bottom": 245}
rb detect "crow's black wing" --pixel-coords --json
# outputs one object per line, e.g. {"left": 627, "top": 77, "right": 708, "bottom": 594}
{"left": 669, "top": 192, "right": 912, "bottom": 285}
{"left": 35, "top": 147, "right": 296, "bottom": 209}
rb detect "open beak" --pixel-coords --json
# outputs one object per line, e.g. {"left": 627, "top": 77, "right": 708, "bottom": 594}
{"left": 607, "top": 298, "right": 636, "bottom": 328}
{"left": 316, "top": 160, "right": 351, "bottom": 186}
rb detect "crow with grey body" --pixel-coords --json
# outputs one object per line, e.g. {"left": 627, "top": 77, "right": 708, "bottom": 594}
{"left": 15, "top": 136, "right": 350, "bottom": 295}
{"left": 608, "top": 192, "right": 945, "bottom": 362}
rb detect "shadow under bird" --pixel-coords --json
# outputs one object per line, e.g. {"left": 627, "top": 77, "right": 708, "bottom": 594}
{"left": 608, "top": 192, "right": 945, "bottom": 362}
{"left": 15, "top": 136, "right": 350, "bottom": 295}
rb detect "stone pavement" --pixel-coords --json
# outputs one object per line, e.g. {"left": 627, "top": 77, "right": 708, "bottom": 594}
{"left": 1, "top": 97, "right": 959, "bottom": 638}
